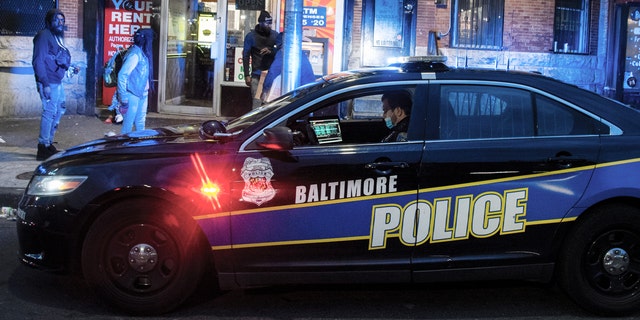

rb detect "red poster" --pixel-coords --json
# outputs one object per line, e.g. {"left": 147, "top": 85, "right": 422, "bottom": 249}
{"left": 102, "top": 0, "right": 154, "bottom": 105}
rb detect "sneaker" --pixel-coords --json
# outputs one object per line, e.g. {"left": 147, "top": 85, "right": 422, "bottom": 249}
{"left": 37, "top": 143, "right": 60, "bottom": 161}
{"left": 36, "top": 143, "right": 51, "bottom": 161}
{"left": 115, "top": 114, "right": 123, "bottom": 124}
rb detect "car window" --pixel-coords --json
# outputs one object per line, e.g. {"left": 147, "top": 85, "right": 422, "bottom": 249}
{"left": 535, "top": 94, "right": 606, "bottom": 136}
{"left": 281, "top": 87, "right": 416, "bottom": 147}
{"left": 440, "top": 85, "right": 533, "bottom": 139}
{"left": 285, "top": 94, "right": 386, "bottom": 146}
{"left": 439, "top": 85, "right": 607, "bottom": 140}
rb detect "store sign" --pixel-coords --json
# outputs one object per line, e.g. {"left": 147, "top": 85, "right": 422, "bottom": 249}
{"left": 235, "top": 47, "right": 247, "bottom": 82}
{"left": 279, "top": 0, "right": 336, "bottom": 75}
{"left": 302, "top": 7, "right": 326, "bottom": 27}
{"left": 102, "top": 0, "right": 154, "bottom": 104}
{"left": 373, "top": 0, "right": 403, "bottom": 48}
{"left": 236, "top": 0, "right": 265, "bottom": 11}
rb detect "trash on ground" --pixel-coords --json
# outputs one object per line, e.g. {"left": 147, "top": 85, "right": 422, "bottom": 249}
{"left": 0, "top": 207, "right": 16, "bottom": 221}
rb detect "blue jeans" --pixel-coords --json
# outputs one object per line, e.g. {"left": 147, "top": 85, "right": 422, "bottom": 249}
{"left": 108, "top": 92, "right": 121, "bottom": 116}
{"left": 250, "top": 76, "right": 262, "bottom": 109}
{"left": 37, "top": 82, "right": 66, "bottom": 146}
{"left": 121, "top": 93, "right": 148, "bottom": 134}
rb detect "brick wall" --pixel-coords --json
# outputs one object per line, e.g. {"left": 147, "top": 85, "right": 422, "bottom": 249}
{"left": 503, "top": 1, "right": 555, "bottom": 52}
{"left": 59, "top": 0, "right": 82, "bottom": 38}
{"left": 0, "top": 0, "right": 86, "bottom": 117}
{"left": 390, "top": 0, "right": 606, "bottom": 94}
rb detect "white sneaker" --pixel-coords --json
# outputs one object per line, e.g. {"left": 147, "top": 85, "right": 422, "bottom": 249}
{"left": 115, "top": 114, "right": 123, "bottom": 123}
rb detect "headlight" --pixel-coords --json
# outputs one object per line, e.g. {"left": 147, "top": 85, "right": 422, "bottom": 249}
{"left": 27, "top": 176, "right": 88, "bottom": 196}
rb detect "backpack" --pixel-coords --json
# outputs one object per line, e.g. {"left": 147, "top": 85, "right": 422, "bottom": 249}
{"left": 103, "top": 48, "right": 127, "bottom": 87}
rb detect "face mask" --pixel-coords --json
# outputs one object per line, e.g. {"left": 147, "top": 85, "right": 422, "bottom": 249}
{"left": 384, "top": 117, "right": 394, "bottom": 129}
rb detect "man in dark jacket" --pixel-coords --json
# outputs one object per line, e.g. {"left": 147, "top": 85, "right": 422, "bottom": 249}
{"left": 32, "top": 8, "right": 76, "bottom": 160}
{"left": 243, "top": 10, "right": 278, "bottom": 109}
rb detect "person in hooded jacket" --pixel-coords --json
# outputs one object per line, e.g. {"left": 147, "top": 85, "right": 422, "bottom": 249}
{"left": 116, "top": 28, "right": 155, "bottom": 134}
{"left": 32, "top": 8, "right": 78, "bottom": 160}
{"left": 261, "top": 32, "right": 317, "bottom": 102}
{"left": 242, "top": 10, "right": 278, "bottom": 109}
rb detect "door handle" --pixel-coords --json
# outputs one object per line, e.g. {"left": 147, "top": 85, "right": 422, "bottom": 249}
{"left": 365, "top": 161, "right": 409, "bottom": 169}
{"left": 547, "top": 156, "right": 587, "bottom": 169}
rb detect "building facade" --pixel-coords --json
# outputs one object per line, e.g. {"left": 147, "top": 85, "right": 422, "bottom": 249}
{"left": 0, "top": 0, "right": 636, "bottom": 117}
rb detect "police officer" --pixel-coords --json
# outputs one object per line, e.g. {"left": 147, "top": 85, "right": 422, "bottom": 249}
{"left": 381, "top": 91, "right": 413, "bottom": 142}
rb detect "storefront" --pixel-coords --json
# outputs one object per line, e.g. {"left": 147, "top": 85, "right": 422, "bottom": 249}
{"left": 102, "top": 0, "right": 342, "bottom": 117}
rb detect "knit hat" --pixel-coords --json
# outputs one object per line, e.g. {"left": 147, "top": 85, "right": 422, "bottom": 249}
{"left": 258, "top": 11, "right": 272, "bottom": 23}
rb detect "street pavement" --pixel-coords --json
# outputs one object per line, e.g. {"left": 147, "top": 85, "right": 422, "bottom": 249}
{"left": 0, "top": 110, "right": 207, "bottom": 211}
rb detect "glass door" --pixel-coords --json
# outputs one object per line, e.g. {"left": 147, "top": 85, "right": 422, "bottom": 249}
{"left": 160, "top": 0, "right": 218, "bottom": 115}
{"left": 219, "top": 1, "right": 276, "bottom": 116}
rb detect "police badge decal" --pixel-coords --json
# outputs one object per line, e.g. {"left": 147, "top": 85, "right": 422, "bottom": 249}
{"left": 241, "top": 157, "right": 276, "bottom": 206}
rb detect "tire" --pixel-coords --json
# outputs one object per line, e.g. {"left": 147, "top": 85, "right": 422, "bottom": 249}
{"left": 81, "top": 199, "right": 207, "bottom": 315}
{"left": 558, "top": 204, "right": 640, "bottom": 316}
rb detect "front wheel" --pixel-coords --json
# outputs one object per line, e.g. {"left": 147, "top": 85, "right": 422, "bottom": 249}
{"left": 81, "top": 199, "right": 208, "bottom": 315}
{"left": 558, "top": 204, "right": 640, "bottom": 316}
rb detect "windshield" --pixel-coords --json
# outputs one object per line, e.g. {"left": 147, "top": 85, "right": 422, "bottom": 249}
{"left": 224, "top": 80, "right": 327, "bottom": 133}
{"left": 223, "top": 71, "right": 363, "bottom": 134}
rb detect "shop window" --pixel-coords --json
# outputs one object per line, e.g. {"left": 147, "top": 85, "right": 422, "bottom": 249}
{"left": 0, "top": 0, "right": 56, "bottom": 36}
{"left": 553, "top": 0, "right": 589, "bottom": 54}
{"left": 451, "top": 0, "right": 504, "bottom": 49}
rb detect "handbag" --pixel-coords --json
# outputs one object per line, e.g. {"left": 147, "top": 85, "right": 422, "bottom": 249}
{"left": 53, "top": 35, "right": 71, "bottom": 70}
{"left": 55, "top": 47, "right": 71, "bottom": 70}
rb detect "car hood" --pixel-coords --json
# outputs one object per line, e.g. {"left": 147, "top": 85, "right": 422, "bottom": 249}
{"left": 55, "top": 123, "right": 215, "bottom": 157}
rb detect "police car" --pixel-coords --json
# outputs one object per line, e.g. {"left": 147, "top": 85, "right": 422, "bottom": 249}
{"left": 16, "top": 56, "right": 640, "bottom": 315}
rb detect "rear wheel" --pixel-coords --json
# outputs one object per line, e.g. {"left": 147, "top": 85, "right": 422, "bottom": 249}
{"left": 558, "top": 204, "right": 640, "bottom": 315}
{"left": 81, "top": 199, "right": 208, "bottom": 315}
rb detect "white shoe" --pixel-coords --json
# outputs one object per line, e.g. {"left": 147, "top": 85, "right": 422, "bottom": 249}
{"left": 115, "top": 114, "right": 123, "bottom": 123}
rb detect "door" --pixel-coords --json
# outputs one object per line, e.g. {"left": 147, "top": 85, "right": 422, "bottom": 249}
{"left": 158, "top": 0, "right": 218, "bottom": 115}
{"left": 226, "top": 84, "right": 426, "bottom": 286}
{"left": 612, "top": 4, "right": 640, "bottom": 107}
{"left": 412, "top": 82, "right": 603, "bottom": 280}
{"left": 361, "top": 0, "right": 416, "bottom": 66}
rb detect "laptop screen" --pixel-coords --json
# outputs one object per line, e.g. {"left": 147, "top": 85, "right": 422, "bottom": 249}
{"left": 309, "top": 118, "right": 342, "bottom": 144}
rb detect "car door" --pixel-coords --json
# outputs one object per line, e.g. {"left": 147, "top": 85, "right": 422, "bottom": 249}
{"left": 225, "top": 84, "right": 427, "bottom": 286}
{"left": 411, "top": 82, "right": 605, "bottom": 279}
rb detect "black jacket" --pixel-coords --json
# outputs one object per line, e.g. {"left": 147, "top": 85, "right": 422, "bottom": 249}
{"left": 32, "top": 29, "right": 67, "bottom": 87}
{"left": 242, "top": 24, "right": 277, "bottom": 77}
{"left": 382, "top": 117, "right": 410, "bottom": 142}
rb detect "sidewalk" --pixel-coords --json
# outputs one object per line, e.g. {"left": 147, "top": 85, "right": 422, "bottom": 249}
{"left": 0, "top": 111, "right": 207, "bottom": 209}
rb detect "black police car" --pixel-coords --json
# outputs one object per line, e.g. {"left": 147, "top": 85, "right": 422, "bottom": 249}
{"left": 16, "top": 56, "right": 640, "bottom": 315}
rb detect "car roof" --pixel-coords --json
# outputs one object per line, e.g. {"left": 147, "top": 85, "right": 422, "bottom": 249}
{"left": 319, "top": 58, "right": 640, "bottom": 135}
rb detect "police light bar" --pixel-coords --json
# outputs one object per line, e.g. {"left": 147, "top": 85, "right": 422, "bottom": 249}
{"left": 387, "top": 55, "right": 447, "bottom": 65}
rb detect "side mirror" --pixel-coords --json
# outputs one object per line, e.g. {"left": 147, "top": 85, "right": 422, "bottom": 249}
{"left": 257, "top": 127, "right": 294, "bottom": 151}
{"left": 199, "top": 120, "right": 227, "bottom": 139}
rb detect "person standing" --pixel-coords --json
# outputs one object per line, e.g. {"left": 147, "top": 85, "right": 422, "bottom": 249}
{"left": 32, "top": 8, "right": 76, "bottom": 161}
{"left": 261, "top": 32, "right": 317, "bottom": 102}
{"left": 243, "top": 10, "right": 277, "bottom": 109}
{"left": 117, "top": 28, "right": 155, "bottom": 134}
